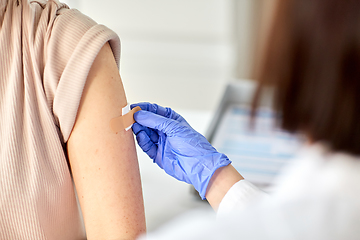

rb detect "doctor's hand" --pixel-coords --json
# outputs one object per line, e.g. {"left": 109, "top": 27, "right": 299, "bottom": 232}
{"left": 131, "top": 102, "right": 231, "bottom": 200}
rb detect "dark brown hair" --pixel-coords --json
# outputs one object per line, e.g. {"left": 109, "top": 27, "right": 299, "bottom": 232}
{"left": 253, "top": 0, "right": 360, "bottom": 155}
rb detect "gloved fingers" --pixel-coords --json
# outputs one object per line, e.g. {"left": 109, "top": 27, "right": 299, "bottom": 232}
{"left": 131, "top": 102, "right": 187, "bottom": 123}
{"left": 149, "top": 104, "right": 182, "bottom": 122}
{"left": 134, "top": 110, "right": 180, "bottom": 135}
{"left": 132, "top": 122, "right": 159, "bottom": 143}
{"left": 148, "top": 127, "right": 159, "bottom": 143}
{"left": 131, "top": 102, "right": 152, "bottom": 111}
{"left": 163, "top": 107, "right": 187, "bottom": 123}
{"left": 132, "top": 122, "right": 145, "bottom": 135}
{"left": 135, "top": 131, "right": 158, "bottom": 160}
{"left": 131, "top": 102, "right": 170, "bottom": 117}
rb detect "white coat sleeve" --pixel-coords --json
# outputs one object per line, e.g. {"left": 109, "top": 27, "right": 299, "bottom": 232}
{"left": 137, "top": 180, "right": 270, "bottom": 240}
{"left": 217, "top": 180, "right": 269, "bottom": 217}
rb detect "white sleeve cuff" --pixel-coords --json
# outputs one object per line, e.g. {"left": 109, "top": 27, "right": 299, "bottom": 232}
{"left": 217, "top": 180, "right": 268, "bottom": 217}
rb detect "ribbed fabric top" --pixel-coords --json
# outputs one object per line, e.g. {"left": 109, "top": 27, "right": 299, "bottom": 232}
{"left": 0, "top": 0, "right": 120, "bottom": 238}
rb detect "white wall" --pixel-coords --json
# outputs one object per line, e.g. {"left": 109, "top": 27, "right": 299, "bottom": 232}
{"left": 62, "top": 0, "right": 261, "bottom": 111}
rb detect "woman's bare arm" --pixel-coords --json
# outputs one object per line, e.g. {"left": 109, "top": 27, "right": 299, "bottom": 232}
{"left": 67, "top": 43, "right": 146, "bottom": 239}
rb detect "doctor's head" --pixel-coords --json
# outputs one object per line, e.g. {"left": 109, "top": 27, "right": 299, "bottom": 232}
{"left": 254, "top": 0, "right": 360, "bottom": 155}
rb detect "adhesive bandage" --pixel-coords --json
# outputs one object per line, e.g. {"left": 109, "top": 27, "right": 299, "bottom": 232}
{"left": 110, "top": 104, "right": 141, "bottom": 133}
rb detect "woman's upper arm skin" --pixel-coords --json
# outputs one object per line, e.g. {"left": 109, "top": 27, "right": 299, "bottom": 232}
{"left": 67, "top": 43, "right": 146, "bottom": 239}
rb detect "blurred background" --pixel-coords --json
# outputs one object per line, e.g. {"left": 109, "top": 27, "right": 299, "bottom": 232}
{"left": 61, "top": 0, "right": 278, "bottom": 231}
{"left": 62, "top": 0, "right": 271, "bottom": 111}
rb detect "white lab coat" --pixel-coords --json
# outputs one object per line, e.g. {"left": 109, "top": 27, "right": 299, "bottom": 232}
{"left": 139, "top": 144, "right": 360, "bottom": 240}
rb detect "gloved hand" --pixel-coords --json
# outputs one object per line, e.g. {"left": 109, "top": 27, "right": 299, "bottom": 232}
{"left": 131, "top": 102, "right": 231, "bottom": 199}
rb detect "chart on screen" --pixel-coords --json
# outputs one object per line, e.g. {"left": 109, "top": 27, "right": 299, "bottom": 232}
{"left": 212, "top": 104, "right": 303, "bottom": 189}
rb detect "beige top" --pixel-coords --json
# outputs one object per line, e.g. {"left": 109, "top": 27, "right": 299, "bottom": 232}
{"left": 0, "top": 0, "right": 120, "bottom": 238}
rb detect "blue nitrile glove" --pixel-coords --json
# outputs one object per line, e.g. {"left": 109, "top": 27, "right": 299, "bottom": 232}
{"left": 131, "top": 102, "right": 231, "bottom": 199}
